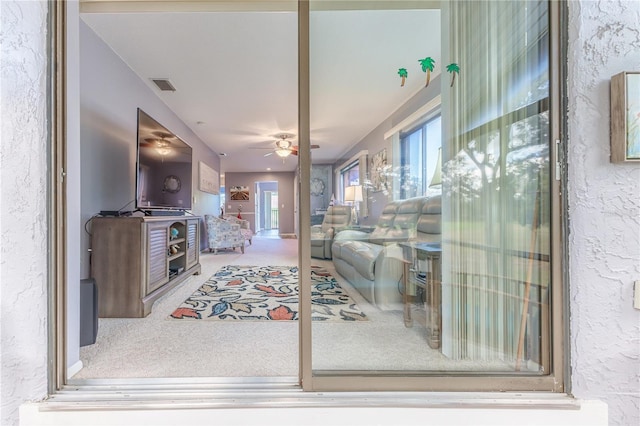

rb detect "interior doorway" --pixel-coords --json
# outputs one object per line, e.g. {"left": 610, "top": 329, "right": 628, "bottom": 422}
{"left": 255, "top": 181, "right": 279, "bottom": 234}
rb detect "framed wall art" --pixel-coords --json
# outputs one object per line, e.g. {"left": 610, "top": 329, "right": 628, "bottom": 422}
{"left": 610, "top": 71, "right": 640, "bottom": 163}
{"left": 370, "top": 148, "right": 389, "bottom": 192}
{"left": 229, "top": 185, "right": 250, "bottom": 201}
{"left": 198, "top": 161, "right": 219, "bottom": 194}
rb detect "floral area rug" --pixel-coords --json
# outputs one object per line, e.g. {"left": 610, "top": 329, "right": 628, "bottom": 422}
{"left": 170, "top": 265, "right": 368, "bottom": 321}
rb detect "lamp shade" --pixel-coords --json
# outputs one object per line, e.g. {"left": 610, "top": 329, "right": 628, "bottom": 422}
{"left": 344, "top": 185, "right": 355, "bottom": 202}
{"left": 344, "top": 185, "right": 363, "bottom": 203}
{"left": 429, "top": 147, "right": 442, "bottom": 187}
{"left": 353, "top": 185, "right": 364, "bottom": 202}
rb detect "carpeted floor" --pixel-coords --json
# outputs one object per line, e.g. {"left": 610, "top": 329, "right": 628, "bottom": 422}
{"left": 74, "top": 234, "right": 510, "bottom": 380}
{"left": 170, "top": 265, "right": 367, "bottom": 321}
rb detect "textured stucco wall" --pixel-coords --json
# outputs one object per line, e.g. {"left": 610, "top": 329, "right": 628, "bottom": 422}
{"left": 567, "top": 2, "right": 640, "bottom": 425}
{"left": 0, "top": 1, "right": 50, "bottom": 426}
{"left": 1, "top": 1, "right": 639, "bottom": 426}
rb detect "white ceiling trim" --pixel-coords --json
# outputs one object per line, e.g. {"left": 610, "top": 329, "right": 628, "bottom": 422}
{"left": 337, "top": 149, "right": 368, "bottom": 172}
{"left": 384, "top": 93, "right": 441, "bottom": 140}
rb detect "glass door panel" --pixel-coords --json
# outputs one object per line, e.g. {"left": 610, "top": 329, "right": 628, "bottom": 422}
{"left": 307, "top": 0, "right": 551, "bottom": 376}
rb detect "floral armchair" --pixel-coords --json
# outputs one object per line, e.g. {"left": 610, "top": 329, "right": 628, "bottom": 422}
{"left": 224, "top": 215, "right": 253, "bottom": 245}
{"left": 205, "top": 215, "right": 245, "bottom": 254}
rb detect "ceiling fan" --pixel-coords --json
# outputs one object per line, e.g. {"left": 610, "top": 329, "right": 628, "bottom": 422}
{"left": 140, "top": 131, "right": 176, "bottom": 155}
{"left": 262, "top": 133, "right": 319, "bottom": 158}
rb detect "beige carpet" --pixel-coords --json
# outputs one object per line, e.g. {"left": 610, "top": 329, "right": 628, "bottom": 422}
{"left": 74, "top": 234, "right": 508, "bottom": 380}
{"left": 76, "top": 235, "right": 300, "bottom": 379}
{"left": 169, "top": 265, "right": 368, "bottom": 322}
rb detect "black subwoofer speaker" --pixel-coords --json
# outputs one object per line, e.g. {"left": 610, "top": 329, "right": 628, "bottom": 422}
{"left": 80, "top": 278, "right": 98, "bottom": 346}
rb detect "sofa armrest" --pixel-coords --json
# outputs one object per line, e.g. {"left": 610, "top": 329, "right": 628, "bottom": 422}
{"left": 334, "top": 229, "right": 370, "bottom": 242}
{"left": 371, "top": 243, "right": 406, "bottom": 310}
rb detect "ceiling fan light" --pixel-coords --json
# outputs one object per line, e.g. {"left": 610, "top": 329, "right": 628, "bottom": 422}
{"left": 156, "top": 147, "right": 172, "bottom": 156}
{"left": 276, "top": 139, "right": 291, "bottom": 149}
{"left": 275, "top": 148, "right": 291, "bottom": 158}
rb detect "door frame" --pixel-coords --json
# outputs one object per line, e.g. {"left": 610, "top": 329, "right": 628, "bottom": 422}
{"left": 50, "top": 0, "right": 567, "bottom": 395}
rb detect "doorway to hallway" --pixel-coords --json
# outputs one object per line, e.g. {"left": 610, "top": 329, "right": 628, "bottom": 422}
{"left": 255, "top": 181, "right": 279, "bottom": 233}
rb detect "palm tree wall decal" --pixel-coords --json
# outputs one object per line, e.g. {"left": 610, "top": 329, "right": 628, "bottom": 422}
{"left": 418, "top": 57, "right": 436, "bottom": 87}
{"left": 446, "top": 63, "right": 460, "bottom": 87}
{"left": 397, "top": 68, "right": 408, "bottom": 87}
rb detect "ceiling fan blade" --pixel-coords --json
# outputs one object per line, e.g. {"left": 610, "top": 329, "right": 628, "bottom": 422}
{"left": 291, "top": 145, "right": 320, "bottom": 151}
{"left": 151, "top": 131, "right": 170, "bottom": 138}
{"left": 264, "top": 152, "right": 274, "bottom": 157}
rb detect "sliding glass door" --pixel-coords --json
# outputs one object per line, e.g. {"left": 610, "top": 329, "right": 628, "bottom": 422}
{"left": 302, "top": 0, "right": 561, "bottom": 390}
{"left": 60, "top": 0, "right": 563, "bottom": 393}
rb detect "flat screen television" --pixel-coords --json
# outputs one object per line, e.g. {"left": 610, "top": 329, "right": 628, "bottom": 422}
{"left": 135, "top": 108, "right": 193, "bottom": 212}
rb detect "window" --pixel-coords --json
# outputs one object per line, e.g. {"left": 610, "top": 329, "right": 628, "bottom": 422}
{"left": 340, "top": 160, "right": 359, "bottom": 202}
{"left": 399, "top": 114, "right": 442, "bottom": 199}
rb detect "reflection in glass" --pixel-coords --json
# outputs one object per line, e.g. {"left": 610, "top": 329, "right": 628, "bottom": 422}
{"left": 310, "top": 0, "right": 550, "bottom": 376}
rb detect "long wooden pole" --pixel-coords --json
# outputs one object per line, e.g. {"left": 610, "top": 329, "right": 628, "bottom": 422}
{"left": 515, "top": 187, "right": 540, "bottom": 371}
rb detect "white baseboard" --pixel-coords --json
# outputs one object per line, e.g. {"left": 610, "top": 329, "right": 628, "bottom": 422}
{"left": 66, "top": 360, "right": 83, "bottom": 379}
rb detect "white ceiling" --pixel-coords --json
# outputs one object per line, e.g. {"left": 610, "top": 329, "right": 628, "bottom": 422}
{"left": 81, "top": 7, "right": 441, "bottom": 173}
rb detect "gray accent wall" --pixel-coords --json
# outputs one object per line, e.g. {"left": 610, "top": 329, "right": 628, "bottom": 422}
{"left": 225, "top": 172, "right": 296, "bottom": 235}
{"left": 310, "top": 164, "right": 333, "bottom": 213}
{"left": 79, "top": 20, "right": 221, "bottom": 278}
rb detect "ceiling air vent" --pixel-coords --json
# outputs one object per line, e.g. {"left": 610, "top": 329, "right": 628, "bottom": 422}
{"left": 151, "top": 78, "right": 176, "bottom": 92}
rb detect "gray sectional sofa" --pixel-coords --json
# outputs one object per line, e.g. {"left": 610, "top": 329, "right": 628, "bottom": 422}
{"left": 331, "top": 195, "right": 441, "bottom": 310}
{"left": 310, "top": 205, "right": 351, "bottom": 259}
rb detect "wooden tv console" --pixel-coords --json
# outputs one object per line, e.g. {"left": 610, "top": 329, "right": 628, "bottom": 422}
{"left": 90, "top": 215, "right": 201, "bottom": 318}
